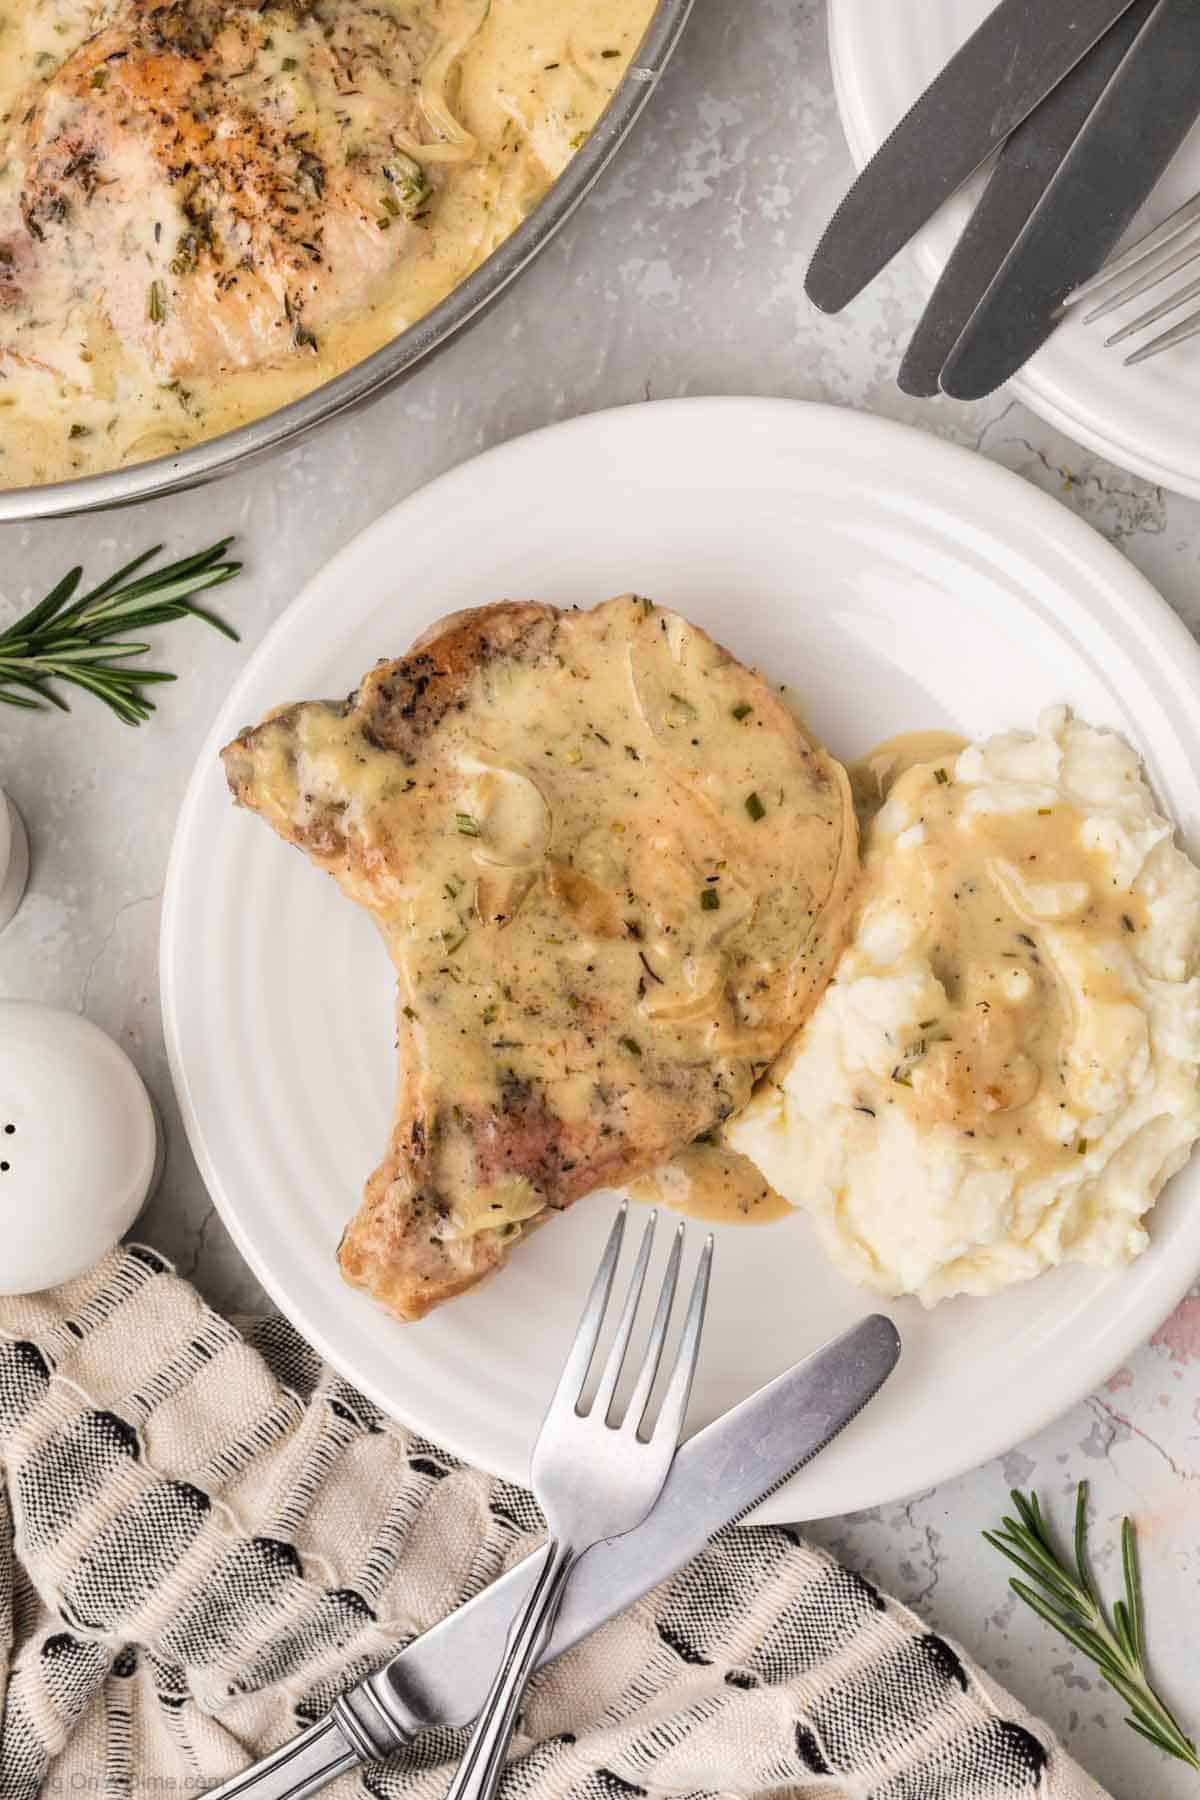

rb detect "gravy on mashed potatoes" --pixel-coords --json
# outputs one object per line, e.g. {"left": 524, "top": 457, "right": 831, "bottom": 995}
{"left": 728, "top": 708, "right": 1200, "bottom": 1304}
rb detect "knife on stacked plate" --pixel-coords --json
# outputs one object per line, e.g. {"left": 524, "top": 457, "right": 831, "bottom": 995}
{"left": 806, "top": 0, "right": 1200, "bottom": 398}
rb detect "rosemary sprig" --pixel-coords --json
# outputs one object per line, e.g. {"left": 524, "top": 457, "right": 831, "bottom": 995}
{"left": 0, "top": 537, "right": 241, "bottom": 725}
{"left": 985, "top": 1483, "right": 1200, "bottom": 1771}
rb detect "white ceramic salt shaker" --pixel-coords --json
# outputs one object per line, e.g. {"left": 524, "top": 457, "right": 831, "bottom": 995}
{"left": 0, "top": 792, "right": 28, "bottom": 933}
{"left": 0, "top": 1001, "right": 163, "bottom": 1294}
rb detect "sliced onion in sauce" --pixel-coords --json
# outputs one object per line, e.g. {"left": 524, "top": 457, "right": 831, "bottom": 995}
{"left": 456, "top": 754, "right": 551, "bottom": 869}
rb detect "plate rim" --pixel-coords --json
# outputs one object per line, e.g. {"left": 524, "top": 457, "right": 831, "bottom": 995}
{"left": 162, "top": 394, "right": 1200, "bottom": 1518}
{"left": 825, "top": 0, "right": 1200, "bottom": 501}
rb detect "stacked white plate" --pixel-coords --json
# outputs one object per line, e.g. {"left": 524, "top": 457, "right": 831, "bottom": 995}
{"left": 829, "top": 0, "right": 1200, "bottom": 495}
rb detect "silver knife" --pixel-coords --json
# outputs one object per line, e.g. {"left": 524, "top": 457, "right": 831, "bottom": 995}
{"left": 806, "top": 0, "right": 1145, "bottom": 315}
{"left": 898, "top": 0, "right": 1153, "bottom": 396}
{"left": 203, "top": 1314, "right": 901, "bottom": 1800}
{"left": 941, "top": 0, "right": 1200, "bottom": 399}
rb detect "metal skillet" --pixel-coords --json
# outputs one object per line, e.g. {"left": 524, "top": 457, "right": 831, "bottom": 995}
{"left": 0, "top": 0, "right": 693, "bottom": 524}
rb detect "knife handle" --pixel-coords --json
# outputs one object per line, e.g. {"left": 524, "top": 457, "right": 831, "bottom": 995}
{"left": 200, "top": 1715, "right": 363, "bottom": 1800}
{"left": 198, "top": 1661, "right": 414, "bottom": 1800}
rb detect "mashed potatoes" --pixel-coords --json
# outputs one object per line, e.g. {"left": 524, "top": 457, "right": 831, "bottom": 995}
{"left": 728, "top": 709, "right": 1200, "bottom": 1304}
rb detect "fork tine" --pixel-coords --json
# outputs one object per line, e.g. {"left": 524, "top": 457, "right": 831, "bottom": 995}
{"left": 1082, "top": 235, "right": 1200, "bottom": 325}
{"left": 1066, "top": 192, "right": 1200, "bottom": 309}
{"left": 620, "top": 1221, "right": 684, "bottom": 1436}
{"left": 647, "top": 1234, "right": 713, "bottom": 1447}
{"left": 589, "top": 1211, "right": 657, "bottom": 1422}
{"left": 1124, "top": 302, "right": 1200, "bottom": 365}
{"left": 549, "top": 1203, "right": 626, "bottom": 1414}
{"left": 1105, "top": 272, "right": 1200, "bottom": 346}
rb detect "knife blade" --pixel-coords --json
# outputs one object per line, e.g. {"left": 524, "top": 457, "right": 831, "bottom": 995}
{"left": 898, "top": 0, "right": 1154, "bottom": 396}
{"left": 941, "top": 0, "right": 1200, "bottom": 400}
{"left": 202, "top": 1314, "right": 901, "bottom": 1800}
{"left": 806, "top": 0, "right": 1145, "bottom": 316}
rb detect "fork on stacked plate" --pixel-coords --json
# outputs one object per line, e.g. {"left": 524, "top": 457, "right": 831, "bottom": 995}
{"left": 1063, "top": 193, "right": 1200, "bottom": 364}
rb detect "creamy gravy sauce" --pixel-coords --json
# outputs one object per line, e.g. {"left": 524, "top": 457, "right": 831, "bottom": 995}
{"left": 629, "top": 1143, "right": 790, "bottom": 1226}
{"left": 0, "top": 0, "right": 654, "bottom": 488}
{"left": 851, "top": 729, "right": 969, "bottom": 823}
{"left": 848, "top": 740, "right": 1151, "bottom": 1175}
{"left": 228, "top": 599, "right": 856, "bottom": 1257}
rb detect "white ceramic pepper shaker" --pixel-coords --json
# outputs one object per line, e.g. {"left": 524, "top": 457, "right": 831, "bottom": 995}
{"left": 0, "top": 1001, "right": 163, "bottom": 1295}
{"left": 0, "top": 791, "right": 28, "bottom": 933}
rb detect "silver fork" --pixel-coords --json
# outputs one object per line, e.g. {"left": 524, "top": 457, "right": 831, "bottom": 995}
{"left": 1062, "top": 190, "right": 1200, "bottom": 363}
{"left": 444, "top": 1203, "right": 712, "bottom": 1800}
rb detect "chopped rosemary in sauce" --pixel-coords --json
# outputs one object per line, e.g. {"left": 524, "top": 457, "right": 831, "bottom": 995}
{"left": 700, "top": 887, "right": 720, "bottom": 911}
{"left": 891, "top": 1033, "right": 934, "bottom": 1086}
{"left": 455, "top": 812, "right": 481, "bottom": 837}
{"left": 934, "top": 767, "right": 950, "bottom": 785}
{"left": 619, "top": 1036, "right": 642, "bottom": 1057}
{"left": 745, "top": 791, "right": 766, "bottom": 822}
{"left": 383, "top": 151, "right": 431, "bottom": 215}
{"left": 146, "top": 280, "right": 166, "bottom": 324}
{"left": 731, "top": 702, "right": 752, "bottom": 721}
{"left": 638, "top": 950, "right": 663, "bottom": 984}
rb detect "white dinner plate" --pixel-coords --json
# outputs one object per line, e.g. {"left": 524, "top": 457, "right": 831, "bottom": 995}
{"left": 828, "top": 0, "right": 1200, "bottom": 499}
{"left": 162, "top": 397, "right": 1200, "bottom": 1519}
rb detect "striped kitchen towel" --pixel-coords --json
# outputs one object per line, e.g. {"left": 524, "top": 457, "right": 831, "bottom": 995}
{"left": 0, "top": 1246, "right": 1107, "bottom": 1799}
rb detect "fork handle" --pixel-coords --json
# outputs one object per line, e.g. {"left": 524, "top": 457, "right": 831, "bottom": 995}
{"left": 443, "top": 1538, "right": 576, "bottom": 1800}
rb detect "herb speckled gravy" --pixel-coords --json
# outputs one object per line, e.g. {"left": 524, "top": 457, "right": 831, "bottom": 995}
{"left": 848, "top": 731, "right": 1151, "bottom": 1170}
{"left": 629, "top": 1144, "right": 790, "bottom": 1226}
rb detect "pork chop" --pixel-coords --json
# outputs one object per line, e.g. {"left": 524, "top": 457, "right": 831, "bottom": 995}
{"left": 2, "top": 0, "right": 433, "bottom": 381}
{"left": 221, "top": 597, "right": 858, "bottom": 1319}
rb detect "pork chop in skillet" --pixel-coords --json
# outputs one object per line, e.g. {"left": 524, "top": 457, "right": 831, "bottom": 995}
{"left": 222, "top": 597, "right": 858, "bottom": 1319}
